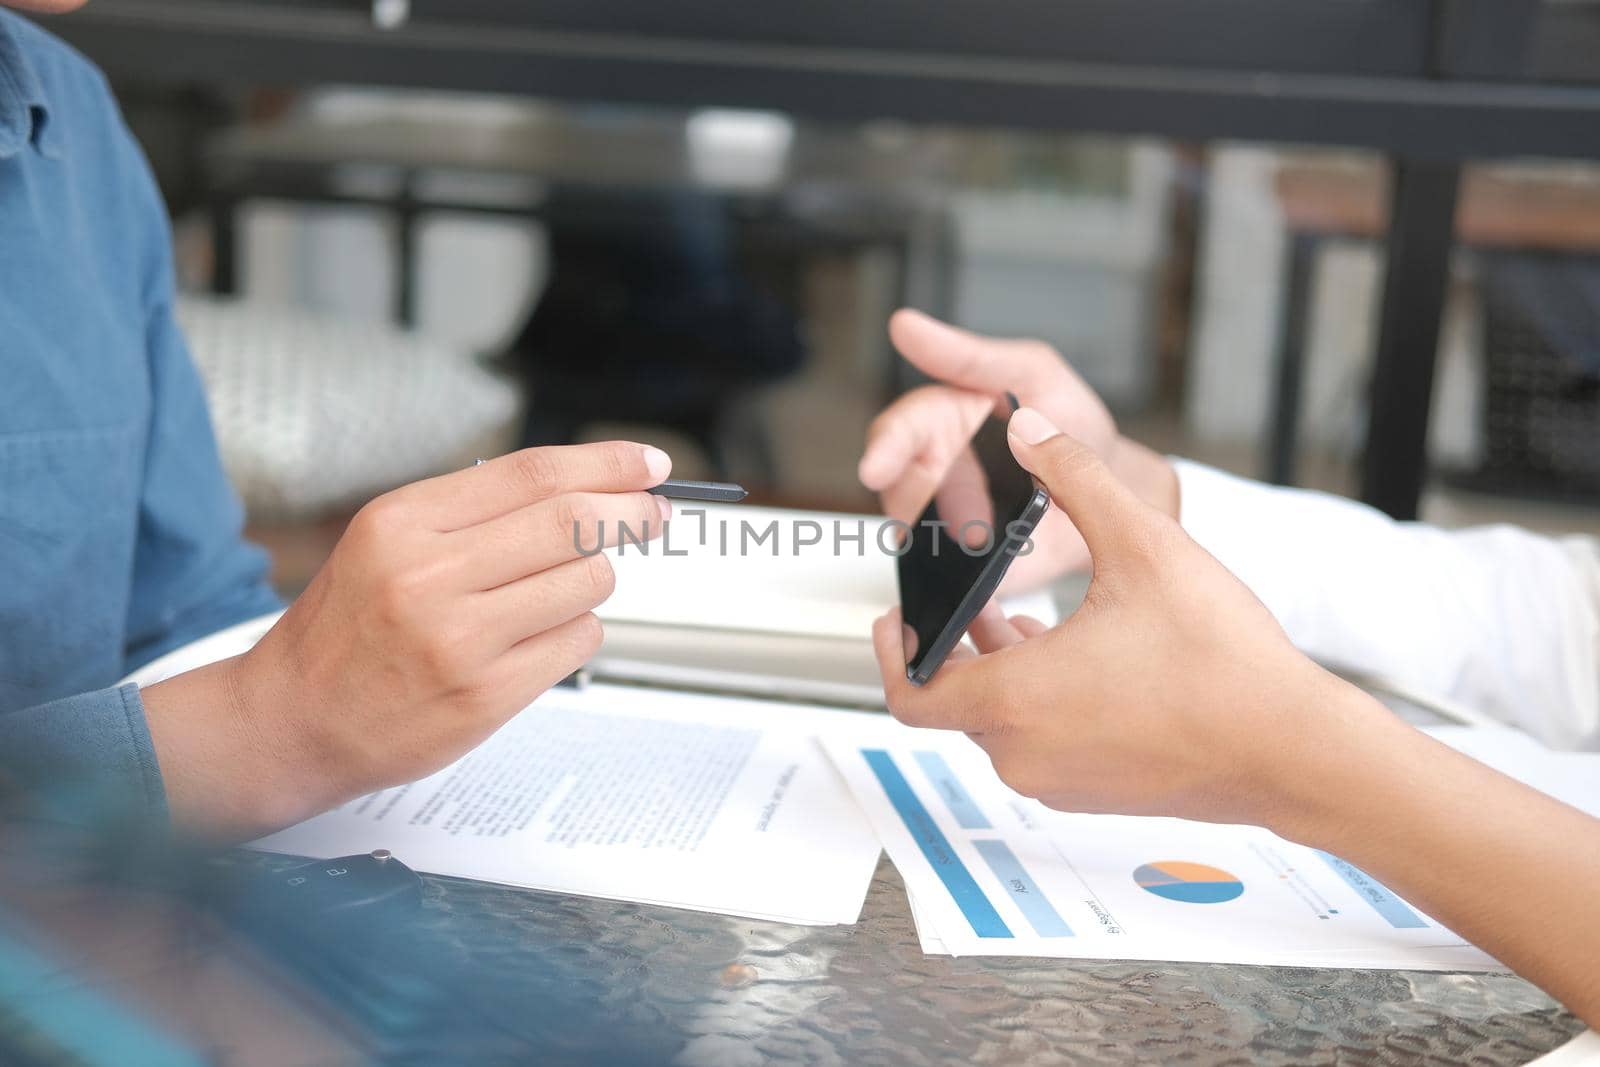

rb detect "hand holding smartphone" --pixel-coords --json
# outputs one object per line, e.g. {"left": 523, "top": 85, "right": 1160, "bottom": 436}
{"left": 896, "top": 395, "right": 1049, "bottom": 685}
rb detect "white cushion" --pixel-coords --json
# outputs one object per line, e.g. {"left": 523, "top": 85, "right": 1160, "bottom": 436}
{"left": 178, "top": 296, "right": 521, "bottom": 522}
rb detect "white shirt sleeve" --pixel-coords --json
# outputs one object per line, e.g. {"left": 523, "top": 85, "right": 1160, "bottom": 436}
{"left": 1174, "top": 460, "right": 1600, "bottom": 752}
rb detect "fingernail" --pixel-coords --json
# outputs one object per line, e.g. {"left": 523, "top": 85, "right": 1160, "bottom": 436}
{"left": 655, "top": 494, "right": 673, "bottom": 522}
{"left": 642, "top": 446, "right": 672, "bottom": 483}
{"left": 1008, "top": 406, "right": 1059, "bottom": 445}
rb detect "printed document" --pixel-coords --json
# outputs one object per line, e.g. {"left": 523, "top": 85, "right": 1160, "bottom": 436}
{"left": 825, "top": 721, "right": 1596, "bottom": 968}
{"left": 254, "top": 684, "right": 883, "bottom": 926}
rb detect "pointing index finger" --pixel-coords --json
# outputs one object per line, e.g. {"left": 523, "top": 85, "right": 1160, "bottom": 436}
{"left": 889, "top": 309, "right": 1065, "bottom": 400}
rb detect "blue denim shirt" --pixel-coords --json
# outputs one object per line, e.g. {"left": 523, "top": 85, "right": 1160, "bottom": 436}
{"left": 0, "top": 11, "right": 281, "bottom": 824}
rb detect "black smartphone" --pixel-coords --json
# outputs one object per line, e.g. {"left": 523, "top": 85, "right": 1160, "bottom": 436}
{"left": 896, "top": 402, "right": 1050, "bottom": 686}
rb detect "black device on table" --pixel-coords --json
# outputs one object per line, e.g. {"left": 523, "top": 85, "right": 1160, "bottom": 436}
{"left": 234, "top": 849, "right": 423, "bottom": 930}
{"left": 897, "top": 395, "right": 1050, "bottom": 686}
{"left": 223, "top": 849, "right": 663, "bottom": 1061}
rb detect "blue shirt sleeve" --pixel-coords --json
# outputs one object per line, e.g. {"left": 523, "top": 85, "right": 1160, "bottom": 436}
{"left": 0, "top": 685, "right": 167, "bottom": 827}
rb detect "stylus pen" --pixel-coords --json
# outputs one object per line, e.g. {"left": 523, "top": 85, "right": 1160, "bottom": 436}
{"left": 647, "top": 479, "right": 748, "bottom": 503}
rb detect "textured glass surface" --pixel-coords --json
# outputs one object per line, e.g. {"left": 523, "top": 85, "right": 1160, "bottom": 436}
{"left": 405, "top": 857, "right": 1583, "bottom": 1065}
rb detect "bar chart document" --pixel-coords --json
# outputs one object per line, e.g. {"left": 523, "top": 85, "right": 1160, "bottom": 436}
{"left": 824, "top": 723, "right": 1532, "bottom": 969}
{"left": 253, "top": 684, "right": 883, "bottom": 926}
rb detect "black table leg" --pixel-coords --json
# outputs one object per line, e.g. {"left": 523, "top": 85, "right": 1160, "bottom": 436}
{"left": 1359, "top": 159, "right": 1461, "bottom": 520}
{"left": 211, "top": 192, "right": 239, "bottom": 296}
{"left": 1266, "top": 232, "right": 1318, "bottom": 486}
{"left": 888, "top": 204, "right": 958, "bottom": 397}
{"left": 884, "top": 235, "right": 916, "bottom": 397}
{"left": 394, "top": 177, "right": 419, "bottom": 328}
{"left": 927, "top": 205, "right": 959, "bottom": 327}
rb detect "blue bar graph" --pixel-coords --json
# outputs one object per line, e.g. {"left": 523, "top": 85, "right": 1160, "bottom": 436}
{"left": 973, "top": 840, "right": 1073, "bottom": 937}
{"left": 861, "top": 749, "right": 1013, "bottom": 938}
{"left": 913, "top": 750, "right": 993, "bottom": 829}
{"left": 1316, "top": 851, "right": 1428, "bottom": 929}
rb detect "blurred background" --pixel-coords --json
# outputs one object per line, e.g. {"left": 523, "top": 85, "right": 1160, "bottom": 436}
{"left": 45, "top": 0, "right": 1600, "bottom": 594}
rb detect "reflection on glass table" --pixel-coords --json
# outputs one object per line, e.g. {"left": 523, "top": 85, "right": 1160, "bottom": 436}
{"left": 0, "top": 819, "right": 1583, "bottom": 1066}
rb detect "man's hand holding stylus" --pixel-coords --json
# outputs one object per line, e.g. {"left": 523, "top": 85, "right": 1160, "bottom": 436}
{"left": 142, "top": 442, "right": 673, "bottom": 839}
{"left": 859, "top": 309, "right": 1179, "bottom": 591}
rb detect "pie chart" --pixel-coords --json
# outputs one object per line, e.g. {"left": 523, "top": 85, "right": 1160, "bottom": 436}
{"left": 1134, "top": 861, "right": 1245, "bottom": 904}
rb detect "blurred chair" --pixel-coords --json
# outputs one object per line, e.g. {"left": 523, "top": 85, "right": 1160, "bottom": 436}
{"left": 503, "top": 189, "right": 801, "bottom": 482}
{"left": 1475, "top": 253, "right": 1600, "bottom": 502}
{"left": 1266, "top": 160, "right": 1600, "bottom": 493}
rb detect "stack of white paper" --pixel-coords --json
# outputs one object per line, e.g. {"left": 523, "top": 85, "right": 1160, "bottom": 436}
{"left": 599, "top": 503, "right": 1060, "bottom": 641}
{"left": 823, "top": 720, "right": 1600, "bottom": 968}
{"left": 600, "top": 504, "right": 899, "bottom": 640}
{"left": 253, "top": 684, "right": 885, "bottom": 926}
{"left": 594, "top": 503, "right": 1059, "bottom": 707}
